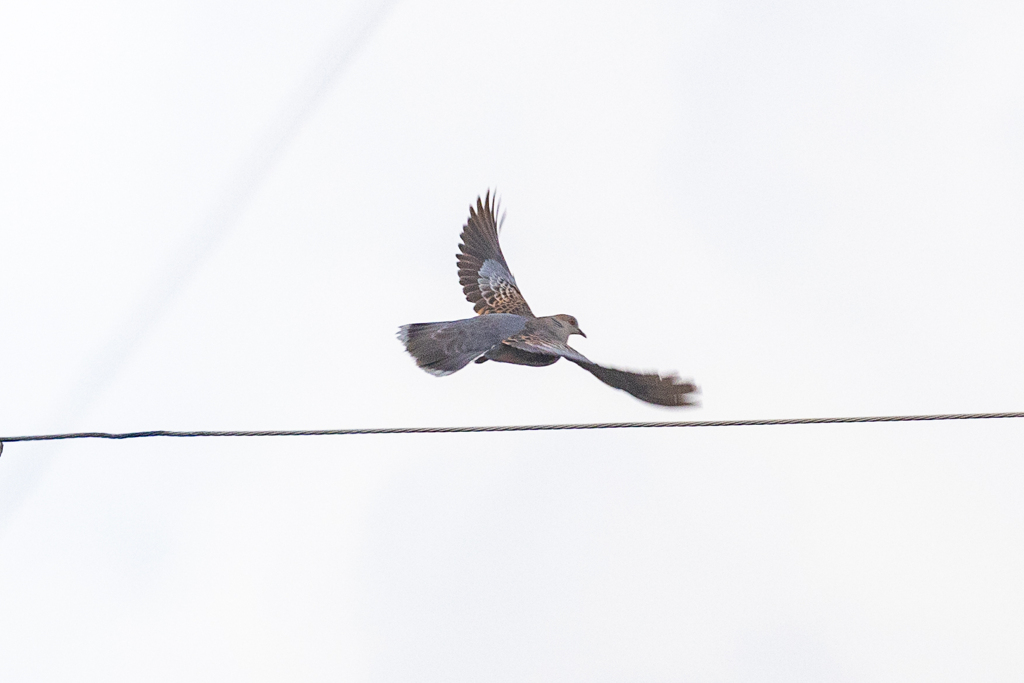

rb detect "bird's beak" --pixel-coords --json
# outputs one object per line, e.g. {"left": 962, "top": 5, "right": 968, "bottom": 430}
{"left": 578, "top": 329, "right": 587, "bottom": 338}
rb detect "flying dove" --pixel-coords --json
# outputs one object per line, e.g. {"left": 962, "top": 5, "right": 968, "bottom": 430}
{"left": 398, "top": 192, "right": 699, "bottom": 406}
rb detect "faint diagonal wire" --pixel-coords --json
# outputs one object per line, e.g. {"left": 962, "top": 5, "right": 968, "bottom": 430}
{"left": 3, "top": 411, "right": 1023, "bottom": 446}
{"left": 57, "top": 0, "right": 400, "bottom": 425}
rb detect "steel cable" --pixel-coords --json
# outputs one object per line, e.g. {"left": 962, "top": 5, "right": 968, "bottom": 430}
{"left": 3, "top": 411, "right": 1023, "bottom": 447}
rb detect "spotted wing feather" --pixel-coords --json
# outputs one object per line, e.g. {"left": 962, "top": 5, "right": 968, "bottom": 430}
{"left": 457, "top": 191, "right": 534, "bottom": 316}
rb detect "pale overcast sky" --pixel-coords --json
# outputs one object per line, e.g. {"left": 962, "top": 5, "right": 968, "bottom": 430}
{"left": 2, "top": 0, "right": 1023, "bottom": 680}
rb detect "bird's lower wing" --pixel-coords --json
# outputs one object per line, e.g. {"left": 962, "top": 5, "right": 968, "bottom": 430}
{"left": 569, "top": 360, "right": 699, "bottom": 407}
{"left": 503, "top": 338, "right": 699, "bottom": 407}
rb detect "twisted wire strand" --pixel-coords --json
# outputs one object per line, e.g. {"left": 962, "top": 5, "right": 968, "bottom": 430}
{"left": 2, "top": 412, "right": 1023, "bottom": 446}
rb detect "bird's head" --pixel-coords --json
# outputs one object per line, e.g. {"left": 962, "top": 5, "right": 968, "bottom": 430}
{"left": 551, "top": 314, "right": 586, "bottom": 340}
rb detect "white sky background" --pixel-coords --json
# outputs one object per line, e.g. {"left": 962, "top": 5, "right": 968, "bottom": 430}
{"left": 2, "top": 0, "right": 1023, "bottom": 679}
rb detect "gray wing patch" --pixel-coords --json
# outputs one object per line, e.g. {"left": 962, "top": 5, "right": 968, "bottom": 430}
{"left": 398, "top": 314, "right": 528, "bottom": 376}
{"left": 476, "top": 258, "right": 531, "bottom": 315}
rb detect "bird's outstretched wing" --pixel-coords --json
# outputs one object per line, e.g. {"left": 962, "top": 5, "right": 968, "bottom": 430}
{"left": 571, "top": 360, "right": 699, "bottom": 407}
{"left": 457, "top": 191, "right": 535, "bottom": 317}
{"left": 503, "top": 337, "right": 699, "bottom": 407}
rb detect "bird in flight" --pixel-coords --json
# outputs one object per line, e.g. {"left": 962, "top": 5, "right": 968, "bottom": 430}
{"left": 398, "top": 192, "right": 699, "bottom": 406}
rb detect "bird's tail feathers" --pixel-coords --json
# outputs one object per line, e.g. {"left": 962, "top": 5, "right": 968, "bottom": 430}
{"left": 397, "top": 314, "right": 527, "bottom": 377}
{"left": 398, "top": 322, "right": 468, "bottom": 376}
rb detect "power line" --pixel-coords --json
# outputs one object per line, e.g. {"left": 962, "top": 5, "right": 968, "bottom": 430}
{"left": 2, "top": 411, "right": 1023, "bottom": 447}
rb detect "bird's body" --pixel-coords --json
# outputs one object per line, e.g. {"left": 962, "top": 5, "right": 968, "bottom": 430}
{"left": 398, "top": 192, "right": 698, "bottom": 406}
{"left": 478, "top": 317, "right": 564, "bottom": 367}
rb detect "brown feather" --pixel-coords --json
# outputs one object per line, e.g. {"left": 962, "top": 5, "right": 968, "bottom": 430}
{"left": 456, "top": 191, "right": 534, "bottom": 317}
